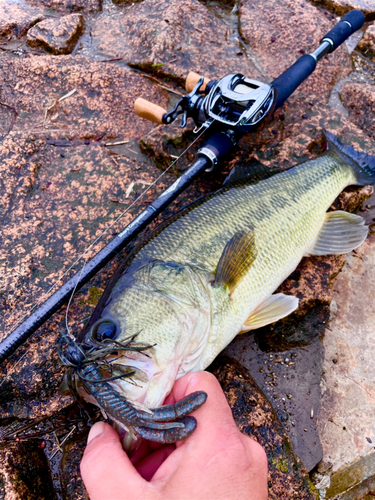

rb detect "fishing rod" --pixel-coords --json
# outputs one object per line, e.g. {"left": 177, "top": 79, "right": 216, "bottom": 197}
{"left": 0, "top": 9, "right": 365, "bottom": 364}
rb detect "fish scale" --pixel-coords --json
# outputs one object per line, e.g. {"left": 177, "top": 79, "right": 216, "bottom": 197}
{"left": 83, "top": 133, "right": 372, "bottom": 410}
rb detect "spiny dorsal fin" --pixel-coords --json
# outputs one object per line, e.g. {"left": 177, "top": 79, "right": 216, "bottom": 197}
{"left": 213, "top": 229, "right": 257, "bottom": 294}
{"left": 240, "top": 293, "right": 299, "bottom": 332}
{"left": 307, "top": 210, "right": 368, "bottom": 256}
{"left": 223, "top": 160, "right": 281, "bottom": 187}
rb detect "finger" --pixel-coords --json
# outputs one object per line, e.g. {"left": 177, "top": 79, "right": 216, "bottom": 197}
{"left": 135, "top": 444, "right": 175, "bottom": 481}
{"left": 172, "top": 371, "right": 238, "bottom": 446}
{"left": 80, "top": 422, "right": 145, "bottom": 500}
{"left": 152, "top": 371, "right": 240, "bottom": 480}
{"left": 154, "top": 372, "right": 268, "bottom": 498}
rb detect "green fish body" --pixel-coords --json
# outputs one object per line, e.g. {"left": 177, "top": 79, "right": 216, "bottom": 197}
{"left": 83, "top": 132, "right": 373, "bottom": 411}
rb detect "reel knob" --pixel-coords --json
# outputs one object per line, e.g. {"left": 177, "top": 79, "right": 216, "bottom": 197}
{"left": 134, "top": 97, "right": 167, "bottom": 124}
{"left": 185, "top": 71, "right": 210, "bottom": 93}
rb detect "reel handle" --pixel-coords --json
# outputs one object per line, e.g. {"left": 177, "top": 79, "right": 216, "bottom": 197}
{"left": 272, "top": 9, "right": 365, "bottom": 109}
{"left": 185, "top": 71, "right": 210, "bottom": 93}
{"left": 134, "top": 97, "right": 167, "bottom": 124}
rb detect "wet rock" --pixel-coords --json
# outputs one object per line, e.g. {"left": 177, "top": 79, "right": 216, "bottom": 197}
{"left": 237, "top": 99, "right": 375, "bottom": 173}
{"left": 0, "top": 54, "right": 171, "bottom": 337}
{"left": 209, "top": 355, "right": 319, "bottom": 499}
{"left": 0, "top": 440, "right": 55, "bottom": 499}
{"left": 340, "top": 82, "right": 375, "bottom": 140}
{"left": 91, "top": 0, "right": 263, "bottom": 85}
{"left": 226, "top": 327, "right": 325, "bottom": 471}
{"left": 0, "top": 322, "right": 71, "bottom": 420}
{"left": 0, "top": 2, "right": 44, "bottom": 38}
{"left": 0, "top": 54, "right": 166, "bottom": 141}
{"left": 239, "top": 0, "right": 351, "bottom": 101}
{"left": 27, "top": 14, "right": 85, "bottom": 55}
{"left": 24, "top": 0, "right": 102, "bottom": 14}
{"left": 358, "top": 25, "right": 375, "bottom": 61}
{"left": 309, "top": 0, "right": 375, "bottom": 16}
{"left": 60, "top": 429, "right": 89, "bottom": 500}
{"left": 316, "top": 235, "right": 375, "bottom": 498}
{"left": 140, "top": 123, "right": 205, "bottom": 173}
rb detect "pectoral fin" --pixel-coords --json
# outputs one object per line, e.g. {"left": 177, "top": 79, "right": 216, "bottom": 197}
{"left": 241, "top": 293, "right": 299, "bottom": 332}
{"left": 308, "top": 211, "right": 368, "bottom": 256}
{"left": 213, "top": 229, "right": 257, "bottom": 294}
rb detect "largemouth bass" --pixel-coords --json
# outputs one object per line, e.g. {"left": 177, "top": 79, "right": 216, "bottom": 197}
{"left": 76, "top": 132, "right": 373, "bottom": 440}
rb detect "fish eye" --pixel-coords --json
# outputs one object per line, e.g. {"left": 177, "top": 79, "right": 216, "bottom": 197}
{"left": 92, "top": 319, "right": 117, "bottom": 342}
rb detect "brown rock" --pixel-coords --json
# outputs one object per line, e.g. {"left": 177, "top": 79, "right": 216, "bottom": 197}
{"left": 27, "top": 14, "right": 85, "bottom": 55}
{"left": 210, "top": 356, "right": 319, "bottom": 499}
{"left": 340, "top": 82, "right": 375, "bottom": 140}
{"left": 140, "top": 123, "right": 206, "bottom": 172}
{"left": 316, "top": 235, "right": 375, "bottom": 498}
{"left": 24, "top": 0, "right": 102, "bottom": 14}
{"left": 358, "top": 24, "right": 375, "bottom": 61}
{"left": 0, "top": 2, "right": 44, "bottom": 38}
{"left": 0, "top": 54, "right": 165, "bottom": 140}
{"left": 0, "top": 53, "right": 171, "bottom": 338}
{"left": 60, "top": 430, "right": 89, "bottom": 500}
{"left": 239, "top": 0, "right": 351, "bottom": 101}
{"left": 310, "top": 0, "right": 375, "bottom": 16}
{"left": 0, "top": 441, "right": 55, "bottom": 500}
{"left": 91, "top": 0, "right": 263, "bottom": 85}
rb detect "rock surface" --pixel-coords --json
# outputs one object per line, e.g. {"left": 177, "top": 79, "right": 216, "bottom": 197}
{"left": 239, "top": 0, "right": 351, "bottom": 101}
{"left": 358, "top": 25, "right": 375, "bottom": 61}
{"left": 60, "top": 430, "right": 89, "bottom": 500}
{"left": 24, "top": 0, "right": 102, "bottom": 14}
{"left": 340, "top": 82, "right": 375, "bottom": 140}
{"left": 0, "top": 440, "right": 55, "bottom": 499}
{"left": 316, "top": 235, "right": 375, "bottom": 498}
{"left": 0, "top": 54, "right": 169, "bottom": 339}
{"left": 210, "top": 356, "right": 319, "bottom": 499}
{"left": 27, "top": 14, "right": 85, "bottom": 55}
{"left": 91, "top": 0, "right": 263, "bottom": 84}
{"left": 0, "top": 2, "right": 44, "bottom": 38}
{"left": 310, "top": 0, "right": 375, "bottom": 16}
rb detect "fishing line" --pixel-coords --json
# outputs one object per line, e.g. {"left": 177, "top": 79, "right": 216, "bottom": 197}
{"left": 5, "top": 120, "right": 215, "bottom": 344}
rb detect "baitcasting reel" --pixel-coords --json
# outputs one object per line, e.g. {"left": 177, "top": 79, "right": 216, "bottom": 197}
{"left": 135, "top": 71, "right": 275, "bottom": 136}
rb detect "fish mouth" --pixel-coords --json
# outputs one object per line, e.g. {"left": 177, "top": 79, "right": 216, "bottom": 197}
{"left": 59, "top": 332, "right": 207, "bottom": 450}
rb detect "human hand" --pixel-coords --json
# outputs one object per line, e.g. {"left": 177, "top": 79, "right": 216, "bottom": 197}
{"left": 80, "top": 371, "right": 268, "bottom": 500}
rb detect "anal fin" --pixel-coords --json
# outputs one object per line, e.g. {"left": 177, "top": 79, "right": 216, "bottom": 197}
{"left": 308, "top": 211, "right": 368, "bottom": 256}
{"left": 213, "top": 229, "right": 257, "bottom": 294}
{"left": 240, "top": 293, "right": 299, "bottom": 332}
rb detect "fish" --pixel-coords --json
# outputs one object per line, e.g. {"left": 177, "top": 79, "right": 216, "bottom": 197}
{"left": 72, "top": 131, "right": 374, "bottom": 442}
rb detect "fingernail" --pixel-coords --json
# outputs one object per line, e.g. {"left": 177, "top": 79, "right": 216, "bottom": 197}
{"left": 87, "top": 422, "right": 106, "bottom": 444}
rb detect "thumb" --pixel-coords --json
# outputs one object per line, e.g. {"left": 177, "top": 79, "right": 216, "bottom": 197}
{"left": 80, "top": 422, "right": 145, "bottom": 500}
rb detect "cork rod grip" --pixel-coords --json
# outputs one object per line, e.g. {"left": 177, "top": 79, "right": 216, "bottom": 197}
{"left": 134, "top": 98, "right": 167, "bottom": 124}
{"left": 185, "top": 71, "right": 210, "bottom": 93}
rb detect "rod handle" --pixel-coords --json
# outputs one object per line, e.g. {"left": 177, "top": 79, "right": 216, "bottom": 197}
{"left": 134, "top": 97, "right": 167, "bottom": 124}
{"left": 321, "top": 9, "right": 365, "bottom": 52}
{"left": 185, "top": 71, "right": 210, "bottom": 93}
{"left": 272, "top": 54, "right": 317, "bottom": 109}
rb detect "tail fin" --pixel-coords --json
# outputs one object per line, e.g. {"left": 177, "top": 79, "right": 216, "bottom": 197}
{"left": 324, "top": 130, "right": 375, "bottom": 185}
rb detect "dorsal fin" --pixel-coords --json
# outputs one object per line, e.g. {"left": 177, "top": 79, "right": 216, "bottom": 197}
{"left": 223, "top": 160, "right": 281, "bottom": 187}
